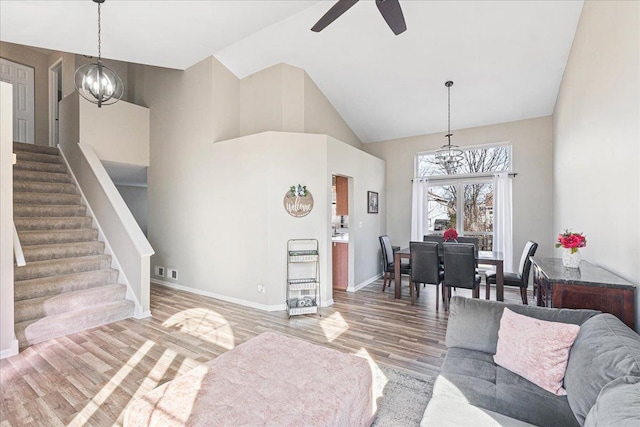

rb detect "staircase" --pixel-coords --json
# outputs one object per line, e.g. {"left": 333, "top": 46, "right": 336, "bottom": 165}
{"left": 12, "top": 141, "right": 134, "bottom": 348}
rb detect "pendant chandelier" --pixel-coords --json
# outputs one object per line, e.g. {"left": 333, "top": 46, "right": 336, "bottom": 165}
{"left": 74, "top": 0, "right": 124, "bottom": 108}
{"left": 435, "top": 81, "right": 463, "bottom": 168}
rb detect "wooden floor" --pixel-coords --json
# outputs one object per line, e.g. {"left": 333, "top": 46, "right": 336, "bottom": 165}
{"left": 1, "top": 279, "right": 529, "bottom": 426}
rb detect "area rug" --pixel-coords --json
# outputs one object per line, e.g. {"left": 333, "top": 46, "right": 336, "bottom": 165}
{"left": 372, "top": 366, "right": 436, "bottom": 426}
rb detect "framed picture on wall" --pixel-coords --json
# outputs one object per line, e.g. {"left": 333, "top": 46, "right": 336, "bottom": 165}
{"left": 367, "top": 191, "right": 378, "bottom": 214}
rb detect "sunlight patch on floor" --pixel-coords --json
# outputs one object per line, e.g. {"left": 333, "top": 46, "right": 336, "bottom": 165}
{"left": 162, "top": 307, "right": 235, "bottom": 350}
{"left": 319, "top": 311, "right": 350, "bottom": 342}
{"left": 68, "top": 340, "right": 155, "bottom": 426}
{"left": 355, "top": 347, "right": 387, "bottom": 416}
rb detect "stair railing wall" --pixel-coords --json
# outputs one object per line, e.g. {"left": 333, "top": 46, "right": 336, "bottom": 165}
{"left": 1, "top": 81, "right": 19, "bottom": 359}
{"left": 58, "top": 94, "right": 154, "bottom": 318}
{"left": 12, "top": 222, "right": 26, "bottom": 267}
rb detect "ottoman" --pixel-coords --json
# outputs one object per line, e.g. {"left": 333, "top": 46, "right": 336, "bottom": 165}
{"left": 124, "top": 332, "right": 374, "bottom": 426}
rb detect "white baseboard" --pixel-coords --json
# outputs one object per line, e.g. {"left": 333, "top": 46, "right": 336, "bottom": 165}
{"left": 134, "top": 308, "right": 152, "bottom": 319}
{"left": 153, "top": 280, "right": 286, "bottom": 312}
{"left": 322, "top": 298, "right": 334, "bottom": 307}
{"left": 0, "top": 338, "right": 19, "bottom": 359}
{"left": 350, "top": 273, "right": 382, "bottom": 292}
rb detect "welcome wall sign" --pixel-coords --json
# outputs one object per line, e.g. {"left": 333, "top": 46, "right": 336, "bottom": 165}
{"left": 284, "top": 184, "right": 314, "bottom": 217}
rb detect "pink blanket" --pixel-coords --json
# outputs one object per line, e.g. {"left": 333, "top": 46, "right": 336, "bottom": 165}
{"left": 124, "top": 332, "right": 373, "bottom": 426}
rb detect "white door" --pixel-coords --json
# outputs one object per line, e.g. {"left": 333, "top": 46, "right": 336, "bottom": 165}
{"left": 0, "top": 58, "right": 35, "bottom": 143}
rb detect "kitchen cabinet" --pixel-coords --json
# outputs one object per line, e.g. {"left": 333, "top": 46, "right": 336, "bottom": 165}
{"left": 332, "top": 242, "right": 348, "bottom": 290}
{"left": 335, "top": 176, "right": 348, "bottom": 216}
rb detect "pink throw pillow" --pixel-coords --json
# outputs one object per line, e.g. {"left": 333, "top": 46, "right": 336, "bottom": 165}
{"left": 493, "top": 308, "right": 580, "bottom": 396}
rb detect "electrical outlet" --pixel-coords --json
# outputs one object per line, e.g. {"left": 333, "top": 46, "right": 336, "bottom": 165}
{"left": 257, "top": 284, "right": 265, "bottom": 293}
{"left": 167, "top": 268, "right": 179, "bottom": 280}
{"left": 154, "top": 266, "right": 165, "bottom": 277}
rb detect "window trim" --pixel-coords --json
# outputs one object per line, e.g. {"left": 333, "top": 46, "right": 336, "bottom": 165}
{"left": 426, "top": 177, "right": 494, "bottom": 238}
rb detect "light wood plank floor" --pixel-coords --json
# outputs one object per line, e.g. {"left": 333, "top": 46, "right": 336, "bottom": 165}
{"left": 1, "top": 279, "right": 529, "bottom": 426}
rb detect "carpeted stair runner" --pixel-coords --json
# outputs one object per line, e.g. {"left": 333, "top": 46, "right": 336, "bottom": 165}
{"left": 13, "top": 141, "right": 134, "bottom": 349}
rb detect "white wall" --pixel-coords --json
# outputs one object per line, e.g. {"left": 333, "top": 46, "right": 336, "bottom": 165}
{"left": 327, "top": 137, "right": 386, "bottom": 288}
{"left": 363, "top": 116, "right": 554, "bottom": 269}
{"left": 553, "top": 1, "right": 639, "bottom": 328}
{"left": 116, "top": 185, "right": 148, "bottom": 235}
{"left": 0, "top": 82, "right": 19, "bottom": 358}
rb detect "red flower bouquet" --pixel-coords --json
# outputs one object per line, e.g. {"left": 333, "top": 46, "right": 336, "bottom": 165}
{"left": 555, "top": 230, "right": 586, "bottom": 254}
{"left": 443, "top": 228, "right": 458, "bottom": 241}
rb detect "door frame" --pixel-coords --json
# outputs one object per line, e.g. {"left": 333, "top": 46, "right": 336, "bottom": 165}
{"left": 0, "top": 57, "right": 35, "bottom": 144}
{"left": 48, "top": 58, "right": 62, "bottom": 147}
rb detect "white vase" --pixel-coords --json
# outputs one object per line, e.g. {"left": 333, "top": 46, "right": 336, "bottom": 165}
{"left": 562, "top": 248, "right": 581, "bottom": 268}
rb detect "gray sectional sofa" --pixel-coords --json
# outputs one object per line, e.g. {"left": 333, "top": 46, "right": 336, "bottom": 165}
{"left": 421, "top": 296, "right": 640, "bottom": 426}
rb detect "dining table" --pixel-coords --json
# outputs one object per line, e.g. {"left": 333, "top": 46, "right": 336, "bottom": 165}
{"left": 393, "top": 247, "right": 505, "bottom": 301}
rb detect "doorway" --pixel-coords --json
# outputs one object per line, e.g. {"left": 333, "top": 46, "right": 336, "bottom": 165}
{"left": 49, "top": 59, "right": 63, "bottom": 147}
{"left": 331, "top": 175, "right": 349, "bottom": 292}
{"left": 0, "top": 58, "right": 35, "bottom": 143}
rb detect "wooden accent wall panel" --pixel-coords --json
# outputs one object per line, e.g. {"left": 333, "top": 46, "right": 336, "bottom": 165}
{"left": 332, "top": 242, "right": 348, "bottom": 290}
{"left": 335, "top": 176, "right": 348, "bottom": 216}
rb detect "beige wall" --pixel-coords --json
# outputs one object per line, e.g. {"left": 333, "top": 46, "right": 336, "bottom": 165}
{"left": 553, "top": 1, "right": 639, "bottom": 328}
{"left": 328, "top": 137, "right": 386, "bottom": 287}
{"left": 306, "top": 74, "right": 362, "bottom": 149}
{"left": 47, "top": 50, "right": 76, "bottom": 98}
{"left": 364, "top": 116, "right": 554, "bottom": 269}
{"left": 0, "top": 41, "right": 48, "bottom": 146}
{"left": 78, "top": 95, "right": 150, "bottom": 166}
{"left": 239, "top": 63, "right": 362, "bottom": 148}
{"left": 116, "top": 185, "right": 148, "bottom": 236}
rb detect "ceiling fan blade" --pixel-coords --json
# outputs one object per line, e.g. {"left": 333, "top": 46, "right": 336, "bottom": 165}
{"left": 376, "top": 0, "right": 407, "bottom": 35}
{"left": 311, "top": 0, "right": 360, "bottom": 32}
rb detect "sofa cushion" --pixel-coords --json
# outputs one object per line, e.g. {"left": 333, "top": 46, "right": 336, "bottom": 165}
{"left": 494, "top": 308, "right": 580, "bottom": 395}
{"left": 564, "top": 314, "right": 640, "bottom": 425}
{"left": 438, "top": 347, "right": 579, "bottom": 427}
{"left": 421, "top": 395, "right": 536, "bottom": 427}
{"left": 584, "top": 376, "right": 640, "bottom": 427}
{"left": 445, "top": 297, "right": 598, "bottom": 355}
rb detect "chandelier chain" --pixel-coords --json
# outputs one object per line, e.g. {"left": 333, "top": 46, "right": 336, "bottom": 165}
{"left": 97, "top": 2, "right": 102, "bottom": 60}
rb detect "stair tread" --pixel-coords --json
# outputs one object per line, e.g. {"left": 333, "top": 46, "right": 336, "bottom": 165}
{"left": 13, "top": 160, "right": 67, "bottom": 173}
{"left": 14, "top": 254, "right": 112, "bottom": 282}
{"left": 15, "top": 254, "right": 110, "bottom": 268}
{"left": 14, "top": 269, "right": 119, "bottom": 301}
{"left": 15, "top": 151, "right": 63, "bottom": 164}
{"left": 15, "top": 299, "right": 134, "bottom": 348}
{"left": 13, "top": 181, "right": 78, "bottom": 194}
{"left": 13, "top": 142, "right": 59, "bottom": 155}
{"left": 14, "top": 216, "right": 93, "bottom": 230}
{"left": 13, "top": 169, "right": 73, "bottom": 183}
{"left": 14, "top": 283, "right": 127, "bottom": 323}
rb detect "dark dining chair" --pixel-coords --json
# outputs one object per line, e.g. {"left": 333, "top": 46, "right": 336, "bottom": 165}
{"left": 443, "top": 243, "right": 481, "bottom": 310}
{"left": 379, "top": 235, "right": 410, "bottom": 293}
{"left": 410, "top": 241, "right": 444, "bottom": 308}
{"left": 486, "top": 241, "right": 538, "bottom": 304}
{"left": 456, "top": 236, "right": 479, "bottom": 257}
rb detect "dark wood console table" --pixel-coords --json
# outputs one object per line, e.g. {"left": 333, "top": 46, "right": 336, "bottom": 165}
{"left": 531, "top": 257, "right": 636, "bottom": 329}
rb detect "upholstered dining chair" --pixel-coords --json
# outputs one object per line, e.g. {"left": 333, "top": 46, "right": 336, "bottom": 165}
{"left": 410, "top": 241, "right": 444, "bottom": 308}
{"left": 379, "top": 235, "right": 410, "bottom": 293}
{"left": 443, "top": 243, "right": 481, "bottom": 310}
{"left": 486, "top": 240, "right": 538, "bottom": 304}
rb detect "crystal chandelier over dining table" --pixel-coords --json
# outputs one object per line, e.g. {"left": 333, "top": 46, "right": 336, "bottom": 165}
{"left": 435, "top": 81, "right": 464, "bottom": 168}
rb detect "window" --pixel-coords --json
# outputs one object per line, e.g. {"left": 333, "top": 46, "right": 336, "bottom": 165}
{"left": 416, "top": 144, "right": 510, "bottom": 178}
{"left": 417, "top": 144, "right": 510, "bottom": 251}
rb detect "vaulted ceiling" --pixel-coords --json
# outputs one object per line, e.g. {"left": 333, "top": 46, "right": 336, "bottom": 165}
{"left": 0, "top": 0, "right": 583, "bottom": 143}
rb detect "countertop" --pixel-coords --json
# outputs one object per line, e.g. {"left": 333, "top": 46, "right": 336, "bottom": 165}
{"left": 531, "top": 257, "right": 636, "bottom": 290}
{"left": 331, "top": 233, "right": 349, "bottom": 243}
